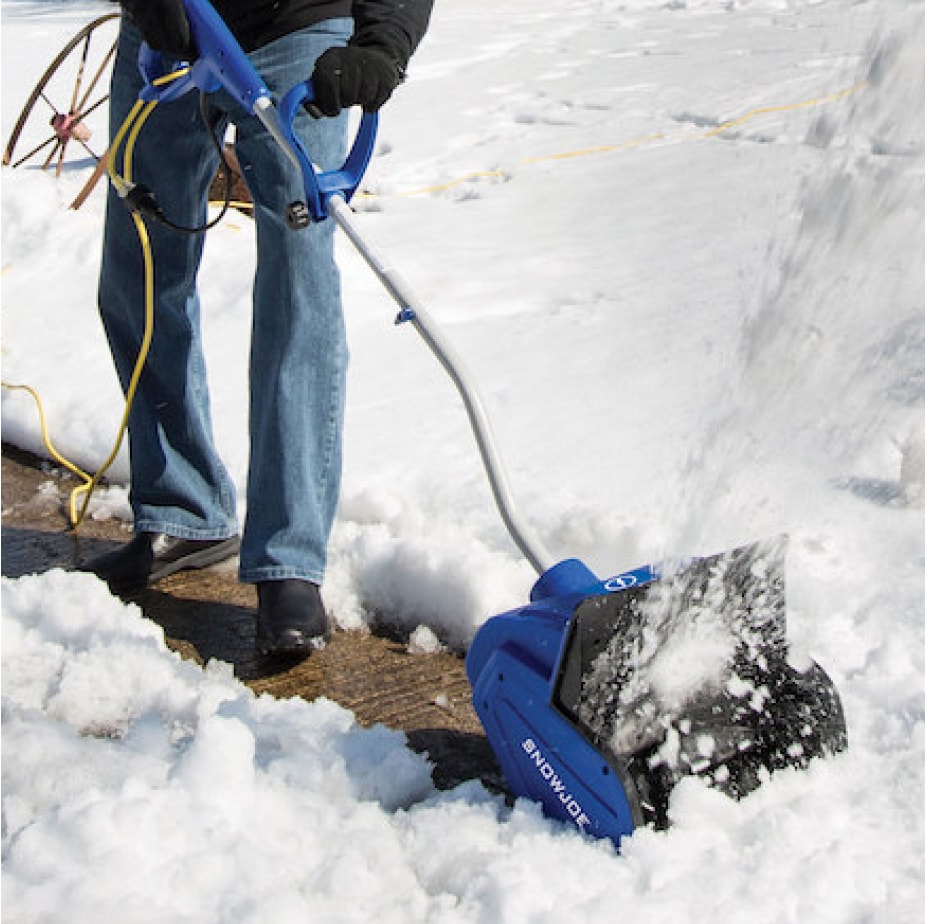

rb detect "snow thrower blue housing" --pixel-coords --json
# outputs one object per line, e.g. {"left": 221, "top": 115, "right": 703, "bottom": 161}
{"left": 467, "top": 558, "right": 655, "bottom": 844}
{"left": 467, "top": 542, "right": 848, "bottom": 847}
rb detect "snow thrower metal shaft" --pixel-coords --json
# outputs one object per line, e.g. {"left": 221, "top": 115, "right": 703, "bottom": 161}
{"left": 327, "top": 195, "right": 557, "bottom": 575}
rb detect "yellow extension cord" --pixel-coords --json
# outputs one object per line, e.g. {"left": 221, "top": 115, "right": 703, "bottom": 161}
{"left": 3, "top": 70, "right": 184, "bottom": 529}
{"left": 1, "top": 75, "right": 866, "bottom": 529}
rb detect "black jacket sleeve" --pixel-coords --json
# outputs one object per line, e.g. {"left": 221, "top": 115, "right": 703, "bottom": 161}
{"left": 351, "top": 0, "right": 434, "bottom": 69}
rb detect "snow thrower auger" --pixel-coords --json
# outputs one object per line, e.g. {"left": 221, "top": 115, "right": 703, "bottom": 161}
{"left": 130, "top": 0, "right": 848, "bottom": 847}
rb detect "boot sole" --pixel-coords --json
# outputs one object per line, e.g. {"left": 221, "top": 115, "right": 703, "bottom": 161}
{"left": 147, "top": 536, "right": 241, "bottom": 584}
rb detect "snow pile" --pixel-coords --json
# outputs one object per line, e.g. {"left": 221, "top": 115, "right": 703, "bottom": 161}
{"left": 2, "top": 571, "right": 435, "bottom": 922}
{"left": 3, "top": 565, "right": 923, "bottom": 923}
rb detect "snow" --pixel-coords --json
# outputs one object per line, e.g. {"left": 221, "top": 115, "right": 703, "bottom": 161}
{"left": 2, "top": 0, "right": 925, "bottom": 920}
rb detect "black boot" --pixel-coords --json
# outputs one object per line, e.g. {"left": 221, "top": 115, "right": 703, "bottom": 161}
{"left": 256, "top": 579, "right": 331, "bottom": 657}
{"left": 80, "top": 532, "right": 240, "bottom": 595}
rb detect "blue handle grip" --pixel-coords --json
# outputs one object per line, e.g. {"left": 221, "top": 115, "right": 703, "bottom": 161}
{"left": 136, "top": 0, "right": 378, "bottom": 221}
{"left": 277, "top": 80, "right": 378, "bottom": 222}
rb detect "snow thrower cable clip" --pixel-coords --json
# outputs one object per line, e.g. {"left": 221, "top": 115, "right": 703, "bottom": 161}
{"left": 138, "top": 0, "right": 848, "bottom": 849}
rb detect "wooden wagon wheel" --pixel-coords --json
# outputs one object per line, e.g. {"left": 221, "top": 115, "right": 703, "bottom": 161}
{"left": 3, "top": 12, "right": 120, "bottom": 206}
{"left": 3, "top": 10, "right": 252, "bottom": 214}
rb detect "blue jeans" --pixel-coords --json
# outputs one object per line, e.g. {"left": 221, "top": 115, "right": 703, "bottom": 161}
{"left": 98, "top": 19, "right": 352, "bottom": 585}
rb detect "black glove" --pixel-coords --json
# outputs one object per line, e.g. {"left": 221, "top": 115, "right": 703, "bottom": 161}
{"left": 311, "top": 44, "right": 405, "bottom": 116}
{"left": 121, "top": 0, "right": 196, "bottom": 60}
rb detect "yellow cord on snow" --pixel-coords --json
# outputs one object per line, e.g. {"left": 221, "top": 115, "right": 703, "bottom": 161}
{"left": 704, "top": 81, "right": 867, "bottom": 138}
{"left": 0, "top": 381, "right": 93, "bottom": 487}
{"left": 372, "top": 81, "right": 867, "bottom": 201}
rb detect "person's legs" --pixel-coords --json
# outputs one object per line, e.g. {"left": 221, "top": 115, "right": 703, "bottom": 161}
{"left": 98, "top": 22, "right": 240, "bottom": 542}
{"left": 93, "top": 18, "right": 351, "bottom": 651}
{"left": 231, "top": 19, "right": 352, "bottom": 588}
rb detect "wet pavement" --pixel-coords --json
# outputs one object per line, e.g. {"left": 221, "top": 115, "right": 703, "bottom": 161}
{"left": 1, "top": 442, "right": 502, "bottom": 791}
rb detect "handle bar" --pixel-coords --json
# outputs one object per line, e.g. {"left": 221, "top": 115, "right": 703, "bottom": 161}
{"left": 136, "top": 0, "right": 377, "bottom": 222}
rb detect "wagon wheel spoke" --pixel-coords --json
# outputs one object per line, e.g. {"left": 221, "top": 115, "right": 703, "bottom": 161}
{"left": 75, "top": 43, "right": 118, "bottom": 118}
{"left": 55, "top": 146, "right": 67, "bottom": 178}
{"left": 79, "top": 96, "right": 109, "bottom": 123}
{"left": 72, "top": 134, "right": 106, "bottom": 166}
{"left": 42, "top": 139, "right": 66, "bottom": 173}
{"left": 74, "top": 35, "right": 116, "bottom": 115}
{"left": 69, "top": 31, "right": 94, "bottom": 116}
{"left": 9, "top": 134, "right": 59, "bottom": 170}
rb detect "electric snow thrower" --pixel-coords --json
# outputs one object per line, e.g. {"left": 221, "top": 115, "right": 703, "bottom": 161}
{"left": 132, "top": 0, "right": 848, "bottom": 847}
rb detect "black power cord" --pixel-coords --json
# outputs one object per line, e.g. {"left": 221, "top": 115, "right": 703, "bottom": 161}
{"left": 122, "top": 92, "right": 235, "bottom": 234}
